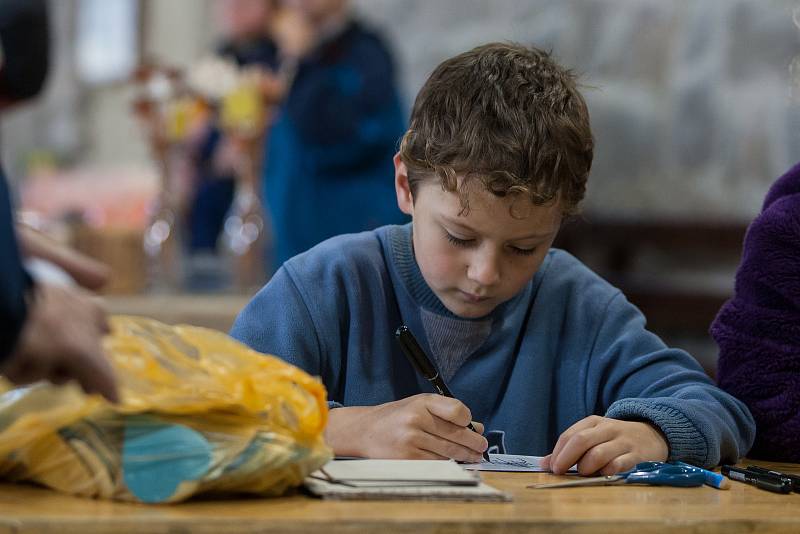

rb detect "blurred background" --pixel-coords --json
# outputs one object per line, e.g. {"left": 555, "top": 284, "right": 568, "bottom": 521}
{"left": 3, "top": 0, "right": 799, "bottom": 375}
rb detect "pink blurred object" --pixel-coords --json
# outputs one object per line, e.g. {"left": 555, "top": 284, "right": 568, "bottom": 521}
{"left": 20, "top": 165, "right": 158, "bottom": 229}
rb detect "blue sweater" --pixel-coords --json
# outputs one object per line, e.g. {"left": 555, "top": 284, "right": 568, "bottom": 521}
{"left": 231, "top": 224, "right": 755, "bottom": 467}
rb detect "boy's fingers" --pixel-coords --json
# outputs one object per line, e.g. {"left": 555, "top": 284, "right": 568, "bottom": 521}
{"left": 549, "top": 416, "right": 602, "bottom": 466}
{"left": 551, "top": 424, "right": 615, "bottom": 475}
{"left": 424, "top": 414, "right": 487, "bottom": 454}
{"left": 540, "top": 454, "right": 552, "bottom": 471}
{"left": 471, "top": 421, "right": 484, "bottom": 434}
{"left": 422, "top": 397, "right": 488, "bottom": 453}
{"left": 423, "top": 395, "right": 472, "bottom": 427}
{"left": 575, "top": 440, "right": 629, "bottom": 475}
{"left": 415, "top": 431, "right": 483, "bottom": 463}
{"left": 598, "top": 453, "right": 639, "bottom": 476}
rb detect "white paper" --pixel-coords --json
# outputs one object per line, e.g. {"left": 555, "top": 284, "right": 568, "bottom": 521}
{"left": 464, "top": 454, "right": 577, "bottom": 472}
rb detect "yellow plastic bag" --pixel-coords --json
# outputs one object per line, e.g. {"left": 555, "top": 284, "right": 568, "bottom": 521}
{"left": 0, "top": 316, "right": 332, "bottom": 503}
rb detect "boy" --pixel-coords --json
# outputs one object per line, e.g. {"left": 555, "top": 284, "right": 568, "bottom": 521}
{"left": 231, "top": 43, "right": 754, "bottom": 474}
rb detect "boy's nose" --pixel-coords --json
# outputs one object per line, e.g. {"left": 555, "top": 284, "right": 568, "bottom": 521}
{"left": 467, "top": 250, "right": 501, "bottom": 287}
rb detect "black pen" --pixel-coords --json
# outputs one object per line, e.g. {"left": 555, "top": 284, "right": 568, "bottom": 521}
{"left": 721, "top": 465, "right": 792, "bottom": 494}
{"left": 395, "top": 325, "right": 491, "bottom": 462}
{"left": 746, "top": 465, "right": 800, "bottom": 493}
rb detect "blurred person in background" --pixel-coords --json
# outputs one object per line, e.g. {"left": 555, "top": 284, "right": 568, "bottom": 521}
{"left": 0, "top": 0, "right": 118, "bottom": 402}
{"left": 711, "top": 161, "right": 800, "bottom": 462}
{"left": 186, "top": 0, "right": 278, "bottom": 256}
{"left": 190, "top": 0, "right": 406, "bottom": 274}
{"left": 261, "top": 0, "right": 407, "bottom": 270}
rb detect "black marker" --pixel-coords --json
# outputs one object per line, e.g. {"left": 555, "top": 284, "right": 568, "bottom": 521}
{"left": 746, "top": 465, "right": 800, "bottom": 493}
{"left": 721, "top": 465, "right": 792, "bottom": 494}
{"left": 395, "top": 325, "right": 491, "bottom": 462}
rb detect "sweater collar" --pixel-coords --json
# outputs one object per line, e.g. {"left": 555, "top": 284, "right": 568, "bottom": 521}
{"left": 387, "top": 223, "right": 542, "bottom": 321}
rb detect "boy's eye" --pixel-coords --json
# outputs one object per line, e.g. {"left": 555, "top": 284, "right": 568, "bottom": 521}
{"left": 445, "top": 232, "right": 474, "bottom": 247}
{"left": 510, "top": 246, "right": 536, "bottom": 257}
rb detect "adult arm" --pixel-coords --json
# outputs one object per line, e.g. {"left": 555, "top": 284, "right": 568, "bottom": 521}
{"left": 15, "top": 224, "right": 109, "bottom": 290}
{"left": 0, "top": 178, "right": 117, "bottom": 401}
{"left": 0, "top": 175, "right": 29, "bottom": 360}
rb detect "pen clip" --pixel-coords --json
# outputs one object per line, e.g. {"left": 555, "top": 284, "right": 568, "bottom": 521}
{"left": 428, "top": 376, "right": 445, "bottom": 395}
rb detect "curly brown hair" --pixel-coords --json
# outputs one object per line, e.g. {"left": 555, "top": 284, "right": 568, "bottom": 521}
{"left": 399, "top": 42, "right": 594, "bottom": 216}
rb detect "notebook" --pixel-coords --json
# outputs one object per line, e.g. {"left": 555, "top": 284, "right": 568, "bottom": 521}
{"left": 304, "top": 459, "right": 511, "bottom": 502}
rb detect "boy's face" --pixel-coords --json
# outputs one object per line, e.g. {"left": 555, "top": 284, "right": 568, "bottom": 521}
{"left": 394, "top": 155, "right": 562, "bottom": 319}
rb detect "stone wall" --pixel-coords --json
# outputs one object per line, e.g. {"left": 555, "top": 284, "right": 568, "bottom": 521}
{"left": 3, "top": 0, "right": 798, "bottom": 221}
{"left": 354, "top": 0, "right": 800, "bottom": 220}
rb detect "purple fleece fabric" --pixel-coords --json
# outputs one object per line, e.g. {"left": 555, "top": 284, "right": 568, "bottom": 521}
{"left": 711, "top": 161, "right": 800, "bottom": 461}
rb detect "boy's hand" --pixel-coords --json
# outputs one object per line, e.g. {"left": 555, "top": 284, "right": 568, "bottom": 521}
{"left": 325, "top": 394, "right": 488, "bottom": 462}
{"left": 540, "top": 415, "right": 668, "bottom": 475}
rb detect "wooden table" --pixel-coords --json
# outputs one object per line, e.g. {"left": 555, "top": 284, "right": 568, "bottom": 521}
{"left": 0, "top": 461, "right": 797, "bottom": 533}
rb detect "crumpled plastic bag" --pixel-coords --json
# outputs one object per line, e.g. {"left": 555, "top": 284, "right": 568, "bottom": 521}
{"left": 0, "top": 316, "right": 332, "bottom": 503}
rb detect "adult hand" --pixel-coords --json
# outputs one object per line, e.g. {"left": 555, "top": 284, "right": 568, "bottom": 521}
{"left": 540, "top": 415, "right": 668, "bottom": 475}
{"left": 325, "top": 394, "right": 488, "bottom": 462}
{"left": 1, "top": 283, "right": 119, "bottom": 403}
{"left": 15, "top": 224, "right": 109, "bottom": 290}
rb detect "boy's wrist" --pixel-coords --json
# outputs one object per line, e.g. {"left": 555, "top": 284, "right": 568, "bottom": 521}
{"left": 607, "top": 399, "right": 704, "bottom": 464}
{"left": 639, "top": 420, "right": 670, "bottom": 461}
{"left": 324, "top": 405, "right": 372, "bottom": 458}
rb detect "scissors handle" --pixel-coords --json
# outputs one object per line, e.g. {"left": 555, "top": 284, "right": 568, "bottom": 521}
{"left": 626, "top": 463, "right": 706, "bottom": 487}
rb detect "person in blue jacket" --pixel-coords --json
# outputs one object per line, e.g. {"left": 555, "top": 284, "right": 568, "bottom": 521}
{"left": 261, "top": 0, "right": 407, "bottom": 269}
{"left": 231, "top": 43, "right": 754, "bottom": 473}
{"left": 0, "top": 0, "right": 117, "bottom": 402}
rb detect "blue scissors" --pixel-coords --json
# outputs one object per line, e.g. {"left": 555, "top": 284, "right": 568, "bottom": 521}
{"left": 529, "top": 461, "right": 706, "bottom": 489}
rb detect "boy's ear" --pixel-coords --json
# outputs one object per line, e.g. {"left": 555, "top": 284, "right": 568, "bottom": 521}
{"left": 394, "top": 153, "right": 414, "bottom": 216}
